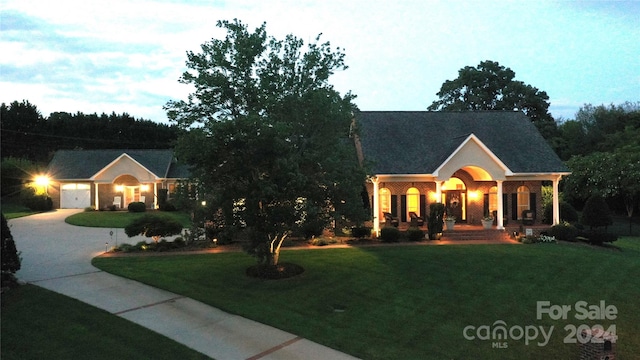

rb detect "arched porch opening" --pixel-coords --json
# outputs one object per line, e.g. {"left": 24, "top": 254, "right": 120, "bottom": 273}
{"left": 442, "top": 177, "right": 467, "bottom": 222}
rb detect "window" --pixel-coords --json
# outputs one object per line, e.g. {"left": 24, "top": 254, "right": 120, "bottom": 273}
{"left": 379, "top": 188, "right": 391, "bottom": 220}
{"left": 517, "top": 186, "right": 530, "bottom": 219}
{"left": 407, "top": 187, "right": 419, "bottom": 217}
{"left": 489, "top": 186, "right": 498, "bottom": 214}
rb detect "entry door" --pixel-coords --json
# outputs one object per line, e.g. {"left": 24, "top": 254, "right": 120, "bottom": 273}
{"left": 123, "top": 186, "right": 140, "bottom": 207}
{"left": 445, "top": 190, "right": 463, "bottom": 222}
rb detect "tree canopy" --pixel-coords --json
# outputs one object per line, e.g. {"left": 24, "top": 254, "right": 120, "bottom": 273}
{"left": 166, "top": 19, "right": 368, "bottom": 266}
{"left": 428, "top": 60, "right": 557, "bottom": 139}
{"left": 1, "top": 100, "right": 179, "bottom": 162}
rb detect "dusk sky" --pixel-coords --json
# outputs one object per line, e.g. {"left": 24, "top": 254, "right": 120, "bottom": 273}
{"left": 1, "top": 0, "right": 638, "bottom": 124}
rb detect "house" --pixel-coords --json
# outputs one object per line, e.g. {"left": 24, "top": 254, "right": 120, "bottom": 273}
{"left": 45, "top": 149, "right": 189, "bottom": 209}
{"left": 353, "top": 111, "right": 570, "bottom": 234}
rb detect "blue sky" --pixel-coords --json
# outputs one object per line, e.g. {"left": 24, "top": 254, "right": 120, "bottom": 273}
{"left": 1, "top": 0, "right": 638, "bottom": 123}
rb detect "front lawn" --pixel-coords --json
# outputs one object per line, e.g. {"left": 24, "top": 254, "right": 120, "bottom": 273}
{"left": 92, "top": 238, "right": 640, "bottom": 359}
{"left": 1, "top": 284, "right": 210, "bottom": 360}
{"left": 1, "top": 201, "right": 41, "bottom": 219}
{"left": 65, "top": 210, "right": 192, "bottom": 228}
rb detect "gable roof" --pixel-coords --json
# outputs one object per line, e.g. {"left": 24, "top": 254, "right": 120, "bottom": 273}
{"left": 355, "top": 111, "right": 569, "bottom": 175}
{"left": 47, "top": 149, "right": 189, "bottom": 180}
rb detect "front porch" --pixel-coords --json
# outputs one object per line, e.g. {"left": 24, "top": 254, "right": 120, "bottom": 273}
{"left": 391, "top": 222, "right": 550, "bottom": 242}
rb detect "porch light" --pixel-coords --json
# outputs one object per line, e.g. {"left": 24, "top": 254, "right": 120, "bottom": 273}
{"left": 115, "top": 185, "right": 124, "bottom": 192}
{"left": 34, "top": 175, "right": 50, "bottom": 187}
{"left": 468, "top": 191, "right": 479, "bottom": 200}
{"left": 140, "top": 184, "right": 150, "bottom": 192}
{"left": 33, "top": 175, "right": 50, "bottom": 195}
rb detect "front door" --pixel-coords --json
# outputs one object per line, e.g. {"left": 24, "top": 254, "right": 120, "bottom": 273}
{"left": 445, "top": 190, "right": 463, "bottom": 222}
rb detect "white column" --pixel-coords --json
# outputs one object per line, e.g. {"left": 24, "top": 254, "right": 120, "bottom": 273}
{"left": 94, "top": 183, "right": 99, "bottom": 210}
{"left": 553, "top": 176, "right": 561, "bottom": 225}
{"left": 372, "top": 177, "right": 380, "bottom": 237}
{"left": 496, "top": 180, "right": 504, "bottom": 230}
{"left": 154, "top": 182, "right": 158, "bottom": 209}
{"left": 436, "top": 181, "right": 442, "bottom": 203}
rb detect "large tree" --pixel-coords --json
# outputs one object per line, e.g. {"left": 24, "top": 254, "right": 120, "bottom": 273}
{"left": 428, "top": 60, "right": 557, "bottom": 139}
{"left": 166, "top": 19, "right": 368, "bottom": 266}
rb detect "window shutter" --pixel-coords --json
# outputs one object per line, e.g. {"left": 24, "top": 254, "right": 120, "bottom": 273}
{"left": 400, "top": 195, "right": 407, "bottom": 222}
{"left": 530, "top": 193, "right": 537, "bottom": 217}
{"left": 503, "top": 194, "right": 508, "bottom": 219}
{"left": 420, "top": 195, "right": 426, "bottom": 218}
{"left": 391, "top": 195, "right": 398, "bottom": 217}
{"left": 483, "top": 194, "right": 489, "bottom": 216}
{"left": 512, "top": 193, "right": 518, "bottom": 220}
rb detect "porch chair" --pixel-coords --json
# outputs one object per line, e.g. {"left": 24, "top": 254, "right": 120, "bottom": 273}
{"left": 409, "top": 212, "right": 424, "bottom": 227}
{"left": 113, "top": 196, "right": 121, "bottom": 209}
{"left": 522, "top": 210, "right": 535, "bottom": 225}
{"left": 383, "top": 212, "right": 399, "bottom": 227}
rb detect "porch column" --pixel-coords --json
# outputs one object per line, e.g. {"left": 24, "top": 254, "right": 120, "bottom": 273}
{"left": 436, "top": 181, "right": 442, "bottom": 203}
{"left": 372, "top": 177, "right": 380, "bottom": 237}
{"left": 153, "top": 182, "right": 158, "bottom": 209}
{"left": 94, "top": 183, "right": 99, "bottom": 210}
{"left": 552, "top": 176, "right": 562, "bottom": 225}
{"left": 496, "top": 180, "right": 504, "bottom": 230}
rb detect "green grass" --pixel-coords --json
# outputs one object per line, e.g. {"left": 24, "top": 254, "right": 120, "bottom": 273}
{"left": 65, "top": 210, "right": 192, "bottom": 228}
{"left": 1, "top": 284, "right": 210, "bottom": 360}
{"left": 1, "top": 201, "right": 41, "bottom": 219}
{"left": 92, "top": 238, "right": 640, "bottom": 359}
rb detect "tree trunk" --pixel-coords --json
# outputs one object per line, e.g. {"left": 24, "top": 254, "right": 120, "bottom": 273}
{"left": 268, "top": 232, "right": 288, "bottom": 266}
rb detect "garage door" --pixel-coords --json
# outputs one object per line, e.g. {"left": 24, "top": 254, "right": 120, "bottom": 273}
{"left": 61, "top": 184, "right": 91, "bottom": 208}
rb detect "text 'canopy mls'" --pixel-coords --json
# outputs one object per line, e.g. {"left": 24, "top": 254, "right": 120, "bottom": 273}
{"left": 165, "top": 19, "right": 368, "bottom": 266}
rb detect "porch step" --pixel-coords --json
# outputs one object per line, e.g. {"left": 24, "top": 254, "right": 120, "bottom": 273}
{"left": 441, "top": 228, "right": 511, "bottom": 242}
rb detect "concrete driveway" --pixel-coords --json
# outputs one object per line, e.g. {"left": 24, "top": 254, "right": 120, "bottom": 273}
{"left": 10, "top": 210, "right": 358, "bottom": 360}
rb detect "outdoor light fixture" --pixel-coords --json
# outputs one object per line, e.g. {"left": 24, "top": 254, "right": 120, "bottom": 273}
{"left": 115, "top": 185, "right": 124, "bottom": 192}
{"left": 201, "top": 201, "right": 207, "bottom": 206}
{"left": 34, "top": 175, "right": 50, "bottom": 186}
{"left": 140, "top": 184, "right": 150, "bottom": 192}
{"left": 33, "top": 175, "right": 50, "bottom": 195}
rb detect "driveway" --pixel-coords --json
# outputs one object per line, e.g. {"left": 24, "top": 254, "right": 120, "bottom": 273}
{"left": 10, "top": 210, "right": 358, "bottom": 360}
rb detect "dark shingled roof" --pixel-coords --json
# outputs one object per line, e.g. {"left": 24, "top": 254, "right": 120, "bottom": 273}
{"left": 355, "top": 111, "right": 569, "bottom": 175}
{"left": 47, "top": 149, "right": 189, "bottom": 180}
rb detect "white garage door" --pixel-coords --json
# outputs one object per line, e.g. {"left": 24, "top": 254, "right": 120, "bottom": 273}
{"left": 61, "top": 184, "right": 91, "bottom": 208}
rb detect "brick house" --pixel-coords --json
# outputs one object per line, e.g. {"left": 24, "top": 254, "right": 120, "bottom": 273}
{"left": 353, "top": 111, "right": 570, "bottom": 235}
{"left": 45, "top": 149, "right": 189, "bottom": 209}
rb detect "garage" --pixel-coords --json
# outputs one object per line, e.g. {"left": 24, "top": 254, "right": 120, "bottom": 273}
{"left": 60, "top": 183, "right": 91, "bottom": 208}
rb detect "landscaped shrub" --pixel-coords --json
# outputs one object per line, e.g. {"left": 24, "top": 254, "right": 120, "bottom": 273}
{"left": 22, "top": 193, "right": 53, "bottom": 211}
{"left": 543, "top": 201, "right": 579, "bottom": 224}
{"left": 380, "top": 226, "right": 401, "bottom": 242}
{"left": 157, "top": 189, "right": 177, "bottom": 211}
{"left": 406, "top": 227, "right": 424, "bottom": 242}
{"left": 579, "top": 230, "right": 618, "bottom": 245}
{"left": 127, "top": 201, "right": 146, "bottom": 212}
{"left": 549, "top": 222, "right": 579, "bottom": 241}
{"left": 351, "top": 226, "right": 371, "bottom": 239}
{"left": 83, "top": 206, "right": 95, "bottom": 212}
{"left": 428, "top": 203, "right": 445, "bottom": 239}
{"left": 581, "top": 194, "right": 613, "bottom": 229}
{"left": 124, "top": 214, "right": 183, "bottom": 242}
{"left": 1, "top": 214, "right": 21, "bottom": 287}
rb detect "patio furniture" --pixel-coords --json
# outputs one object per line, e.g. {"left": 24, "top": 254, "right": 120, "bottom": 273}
{"left": 522, "top": 210, "right": 535, "bottom": 225}
{"left": 383, "top": 212, "right": 399, "bottom": 227}
{"left": 409, "top": 212, "right": 424, "bottom": 226}
{"left": 113, "top": 196, "right": 121, "bottom": 209}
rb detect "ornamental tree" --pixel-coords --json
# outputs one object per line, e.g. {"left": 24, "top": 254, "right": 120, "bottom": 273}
{"left": 165, "top": 19, "right": 368, "bottom": 266}
{"left": 428, "top": 60, "right": 557, "bottom": 139}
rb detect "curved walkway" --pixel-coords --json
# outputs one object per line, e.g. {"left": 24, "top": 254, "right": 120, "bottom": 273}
{"left": 10, "top": 210, "right": 358, "bottom": 360}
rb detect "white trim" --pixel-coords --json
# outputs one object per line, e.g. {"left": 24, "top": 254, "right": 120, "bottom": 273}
{"left": 432, "top": 134, "right": 513, "bottom": 177}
